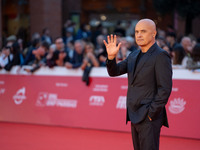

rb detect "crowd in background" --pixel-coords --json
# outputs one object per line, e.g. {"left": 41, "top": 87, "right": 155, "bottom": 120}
{"left": 1, "top": 19, "right": 200, "bottom": 77}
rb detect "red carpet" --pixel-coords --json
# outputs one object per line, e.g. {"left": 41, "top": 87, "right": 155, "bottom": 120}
{"left": 0, "top": 122, "right": 199, "bottom": 150}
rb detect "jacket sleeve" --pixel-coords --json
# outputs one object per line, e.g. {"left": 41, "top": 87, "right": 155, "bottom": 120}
{"left": 106, "top": 57, "right": 128, "bottom": 77}
{"left": 148, "top": 51, "right": 172, "bottom": 120}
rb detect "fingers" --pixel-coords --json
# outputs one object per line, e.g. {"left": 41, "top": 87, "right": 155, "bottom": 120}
{"left": 107, "top": 35, "right": 110, "bottom": 44}
{"left": 104, "top": 34, "right": 117, "bottom": 46}
{"left": 103, "top": 40, "right": 108, "bottom": 47}
{"left": 114, "top": 35, "right": 116, "bottom": 44}
{"left": 110, "top": 34, "right": 113, "bottom": 43}
{"left": 117, "top": 42, "right": 122, "bottom": 51}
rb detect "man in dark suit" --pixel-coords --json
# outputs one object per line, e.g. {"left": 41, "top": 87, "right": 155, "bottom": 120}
{"left": 103, "top": 19, "right": 172, "bottom": 150}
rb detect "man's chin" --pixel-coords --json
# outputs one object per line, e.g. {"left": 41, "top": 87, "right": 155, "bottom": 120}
{"left": 136, "top": 43, "right": 145, "bottom": 47}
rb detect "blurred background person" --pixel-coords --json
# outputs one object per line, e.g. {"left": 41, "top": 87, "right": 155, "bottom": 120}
{"left": 166, "top": 32, "right": 178, "bottom": 52}
{"left": 76, "top": 24, "right": 91, "bottom": 40}
{"left": 6, "top": 35, "right": 17, "bottom": 47}
{"left": 46, "top": 44, "right": 56, "bottom": 60}
{"left": 17, "top": 38, "right": 25, "bottom": 65}
{"left": 0, "top": 46, "right": 13, "bottom": 69}
{"left": 91, "top": 23, "right": 103, "bottom": 45}
{"left": 94, "top": 35, "right": 106, "bottom": 56}
{"left": 191, "top": 43, "right": 200, "bottom": 63}
{"left": 81, "top": 42, "right": 99, "bottom": 85}
{"left": 116, "top": 37, "right": 131, "bottom": 62}
{"left": 23, "top": 38, "right": 41, "bottom": 65}
{"left": 81, "top": 42, "right": 99, "bottom": 70}
{"left": 23, "top": 32, "right": 41, "bottom": 56}
{"left": 4, "top": 42, "right": 23, "bottom": 71}
{"left": 41, "top": 28, "right": 52, "bottom": 45}
{"left": 187, "top": 43, "right": 200, "bottom": 70}
{"left": 47, "top": 38, "right": 70, "bottom": 68}
{"left": 63, "top": 29, "right": 74, "bottom": 46}
{"left": 156, "top": 36, "right": 170, "bottom": 54}
{"left": 171, "top": 45, "right": 185, "bottom": 66}
{"left": 63, "top": 19, "right": 76, "bottom": 37}
{"left": 24, "top": 41, "right": 49, "bottom": 73}
{"left": 181, "top": 36, "right": 193, "bottom": 55}
{"left": 55, "top": 37, "right": 65, "bottom": 52}
{"left": 126, "top": 36, "right": 137, "bottom": 52}
{"left": 46, "top": 44, "right": 56, "bottom": 68}
{"left": 181, "top": 36, "right": 193, "bottom": 67}
{"left": 66, "top": 40, "right": 74, "bottom": 62}
{"left": 97, "top": 46, "right": 107, "bottom": 67}
{"left": 65, "top": 40, "right": 84, "bottom": 69}
{"left": 50, "top": 50, "right": 68, "bottom": 67}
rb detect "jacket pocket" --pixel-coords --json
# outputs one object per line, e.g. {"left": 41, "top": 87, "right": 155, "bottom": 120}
{"left": 140, "top": 98, "right": 153, "bottom": 105}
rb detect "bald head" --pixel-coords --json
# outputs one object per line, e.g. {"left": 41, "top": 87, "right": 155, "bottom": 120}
{"left": 135, "top": 19, "right": 157, "bottom": 52}
{"left": 136, "top": 19, "right": 156, "bottom": 32}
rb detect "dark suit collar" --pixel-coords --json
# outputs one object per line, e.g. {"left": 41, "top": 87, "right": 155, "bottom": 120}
{"left": 131, "top": 42, "right": 157, "bottom": 84}
{"left": 144, "top": 42, "right": 157, "bottom": 55}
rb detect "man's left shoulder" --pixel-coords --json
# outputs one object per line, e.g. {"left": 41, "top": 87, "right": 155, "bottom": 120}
{"left": 154, "top": 46, "right": 170, "bottom": 58}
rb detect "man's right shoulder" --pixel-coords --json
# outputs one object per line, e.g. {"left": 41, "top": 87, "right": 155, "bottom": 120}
{"left": 128, "top": 49, "right": 140, "bottom": 57}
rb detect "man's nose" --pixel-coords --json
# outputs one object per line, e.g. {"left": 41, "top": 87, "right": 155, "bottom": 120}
{"left": 137, "top": 33, "right": 142, "bottom": 37}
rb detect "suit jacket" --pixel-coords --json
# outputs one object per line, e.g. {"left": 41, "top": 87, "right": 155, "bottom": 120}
{"left": 106, "top": 43, "right": 172, "bottom": 127}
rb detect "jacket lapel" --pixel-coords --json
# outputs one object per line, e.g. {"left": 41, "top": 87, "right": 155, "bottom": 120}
{"left": 132, "top": 43, "right": 157, "bottom": 84}
{"left": 130, "top": 50, "right": 140, "bottom": 71}
{"left": 132, "top": 53, "right": 151, "bottom": 81}
{"left": 129, "top": 50, "right": 140, "bottom": 84}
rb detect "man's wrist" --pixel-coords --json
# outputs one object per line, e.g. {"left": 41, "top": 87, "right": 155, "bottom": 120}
{"left": 107, "top": 55, "right": 116, "bottom": 60}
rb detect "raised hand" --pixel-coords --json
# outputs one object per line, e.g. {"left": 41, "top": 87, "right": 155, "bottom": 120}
{"left": 103, "top": 34, "right": 121, "bottom": 60}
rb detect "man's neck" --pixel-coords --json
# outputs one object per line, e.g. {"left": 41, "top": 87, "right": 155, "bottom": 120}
{"left": 140, "top": 42, "right": 155, "bottom": 53}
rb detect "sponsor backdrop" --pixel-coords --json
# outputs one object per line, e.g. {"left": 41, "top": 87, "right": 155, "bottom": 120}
{"left": 0, "top": 69, "right": 200, "bottom": 139}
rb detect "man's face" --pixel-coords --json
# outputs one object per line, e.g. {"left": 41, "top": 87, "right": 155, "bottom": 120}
{"left": 182, "top": 38, "right": 192, "bottom": 52}
{"left": 55, "top": 38, "right": 64, "bottom": 51}
{"left": 120, "top": 39, "right": 128, "bottom": 48}
{"left": 85, "top": 45, "right": 93, "bottom": 53}
{"left": 32, "top": 46, "right": 45, "bottom": 57}
{"left": 59, "top": 51, "right": 66, "bottom": 60}
{"left": 74, "top": 42, "right": 83, "bottom": 54}
{"left": 2, "top": 47, "right": 11, "bottom": 56}
{"left": 135, "top": 22, "right": 156, "bottom": 48}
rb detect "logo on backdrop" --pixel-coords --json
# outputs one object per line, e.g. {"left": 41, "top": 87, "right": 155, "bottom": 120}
{"left": 168, "top": 98, "right": 186, "bottom": 114}
{"left": 0, "top": 80, "right": 6, "bottom": 96}
{"left": 120, "top": 85, "right": 128, "bottom": 90}
{"left": 89, "top": 96, "right": 105, "bottom": 106}
{"left": 93, "top": 84, "right": 108, "bottom": 92}
{"left": 36, "top": 92, "right": 77, "bottom": 108}
{"left": 0, "top": 88, "right": 5, "bottom": 95}
{"left": 55, "top": 82, "right": 68, "bottom": 87}
{"left": 13, "top": 87, "right": 26, "bottom": 105}
{"left": 0, "top": 80, "right": 5, "bottom": 85}
{"left": 116, "top": 96, "right": 126, "bottom": 109}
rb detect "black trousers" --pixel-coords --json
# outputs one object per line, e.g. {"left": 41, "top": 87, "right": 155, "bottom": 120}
{"left": 131, "top": 116, "right": 163, "bottom": 150}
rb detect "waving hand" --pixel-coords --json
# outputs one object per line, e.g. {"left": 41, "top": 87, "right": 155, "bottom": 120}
{"left": 103, "top": 35, "right": 121, "bottom": 60}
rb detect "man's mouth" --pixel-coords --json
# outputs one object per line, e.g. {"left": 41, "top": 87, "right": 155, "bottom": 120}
{"left": 137, "top": 39, "right": 143, "bottom": 41}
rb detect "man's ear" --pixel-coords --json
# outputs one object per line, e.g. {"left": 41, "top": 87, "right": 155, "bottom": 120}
{"left": 153, "top": 31, "right": 157, "bottom": 38}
